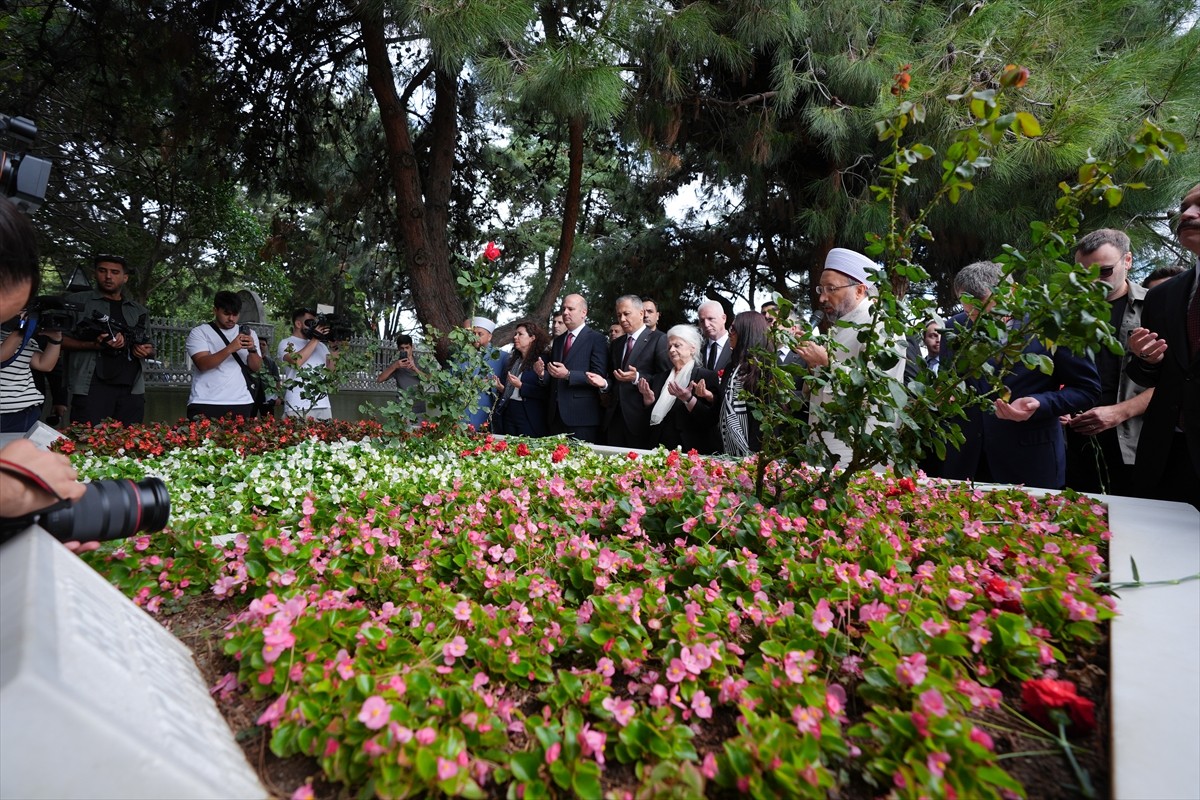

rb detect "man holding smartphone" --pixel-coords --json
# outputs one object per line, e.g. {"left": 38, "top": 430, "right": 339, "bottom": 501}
{"left": 377, "top": 334, "right": 426, "bottom": 418}
{"left": 185, "top": 290, "right": 261, "bottom": 420}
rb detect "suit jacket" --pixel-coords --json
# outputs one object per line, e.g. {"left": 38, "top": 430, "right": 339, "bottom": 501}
{"left": 702, "top": 337, "right": 732, "bottom": 373}
{"left": 496, "top": 352, "right": 548, "bottom": 437}
{"left": 647, "top": 365, "right": 720, "bottom": 453}
{"left": 1126, "top": 266, "right": 1200, "bottom": 488}
{"left": 941, "top": 312, "right": 1101, "bottom": 490}
{"left": 606, "top": 328, "right": 671, "bottom": 440}
{"left": 548, "top": 325, "right": 608, "bottom": 428}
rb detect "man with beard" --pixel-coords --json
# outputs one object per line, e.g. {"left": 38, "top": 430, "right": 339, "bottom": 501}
{"left": 62, "top": 255, "right": 155, "bottom": 425}
{"left": 792, "top": 248, "right": 907, "bottom": 468}
{"left": 1126, "top": 183, "right": 1200, "bottom": 507}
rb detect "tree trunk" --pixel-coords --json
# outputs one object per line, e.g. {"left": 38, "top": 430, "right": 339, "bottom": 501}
{"left": 494, "top": 115, "right": 585, "bottom": 344}
{"left": 359, "top": 9, "right": 464, "bottom": 334}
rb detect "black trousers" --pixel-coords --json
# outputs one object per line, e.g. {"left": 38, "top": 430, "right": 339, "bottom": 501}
{"left": 187, "top": 403, "right": 254, "bottom": 421}
{"left": 71, "top": 384, "right": 145, "bottom": 426}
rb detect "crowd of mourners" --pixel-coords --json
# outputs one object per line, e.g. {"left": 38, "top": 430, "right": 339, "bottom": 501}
{"left": 4, "top": 185, "right": 1199, "bottom": 510}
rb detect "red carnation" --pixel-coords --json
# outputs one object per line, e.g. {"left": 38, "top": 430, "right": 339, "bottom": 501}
{"left": 1022, "top": 679, "right": 1095, "bottom": 735}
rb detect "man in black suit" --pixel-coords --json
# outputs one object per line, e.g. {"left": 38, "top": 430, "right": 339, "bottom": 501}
{"left": 697, "top": 300, "right": 732, "bottom": 374}
{"left": 545, "top": 293, "right": 609, "bottom": 443}
{"left": 1127, "top": 183, "right": 1200, "bottom": 508}
{"left": 587, "top": 295, "right": 670, "bottom": 448}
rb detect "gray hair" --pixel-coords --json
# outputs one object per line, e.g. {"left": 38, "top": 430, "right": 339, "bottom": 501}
{"left": 952, "top": 261, "right": 1005, "bottom": 302}
{"left": 666, "top": 324, "right": 703, "bottom": 364}
{"left": 615, "top": 294, "right": 643, "bottom": 311}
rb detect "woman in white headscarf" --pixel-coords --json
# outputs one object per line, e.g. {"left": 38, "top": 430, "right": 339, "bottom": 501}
{"left": 636, "top": 324, "right": 720, "bottom": 453}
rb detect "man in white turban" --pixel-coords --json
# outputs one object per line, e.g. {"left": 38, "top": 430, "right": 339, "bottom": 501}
{"left": 793, "top": 248, "right": 907, "bottom": 469}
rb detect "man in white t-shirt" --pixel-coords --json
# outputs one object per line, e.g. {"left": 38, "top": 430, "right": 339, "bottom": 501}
{"left": 185, "top": 290, "right": 262, "bottom": 420}
{"left": 277, "top": 308, "right": 336, "bottom": 420}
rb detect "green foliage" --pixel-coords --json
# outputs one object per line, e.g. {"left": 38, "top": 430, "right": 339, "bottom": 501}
{"left": 752, "top": 69, "right": 1188, "bottom": 496}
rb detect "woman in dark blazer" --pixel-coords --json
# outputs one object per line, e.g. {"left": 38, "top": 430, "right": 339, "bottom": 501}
{"left": 636, "top": 324, "right": 720, "bottom": 453}
{"left": 496, "top": 320, "right": 550, "bottom": 437}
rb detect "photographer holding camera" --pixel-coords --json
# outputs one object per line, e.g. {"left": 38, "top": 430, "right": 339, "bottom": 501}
{"left": 185, "top": 290, "right": 262, "bottom": 420}
{"left": 61, "top": 255, "right": 155, "bottom": 426}
{"left": 278, "top": 307, "right": 339, "bottom": 420}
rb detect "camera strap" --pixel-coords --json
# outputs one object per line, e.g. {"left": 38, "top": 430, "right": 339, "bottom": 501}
{"left": 0, "top": 458, "right": 66, "bottom": 503}
{"left": 0, "top": 321, "right": 38, "bottom": 370}
{"left": 208, "top": 322, "right": 260, "bottom": 397}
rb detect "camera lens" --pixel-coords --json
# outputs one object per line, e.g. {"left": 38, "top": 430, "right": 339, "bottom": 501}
{"left": 34, "top": 478, "right": 170, "bottom": 543}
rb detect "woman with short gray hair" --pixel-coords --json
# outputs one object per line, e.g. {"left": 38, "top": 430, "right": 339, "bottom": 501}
{"left": 635, "top": 324, "right": 720, "bottom": 453}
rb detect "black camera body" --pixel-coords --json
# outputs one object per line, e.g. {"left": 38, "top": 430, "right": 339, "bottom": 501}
{"left": 303, "top": 313, "right": 352, "bottom": 342}
{"left": 0, "top": 477, "right": 170, "bottom": 544}
{"left": 25, "top": 295, "right": 83, "bottom": 332}
{"left": 73, "top": 310, "right": 151, "bottom": 347}
{"left": 1, "top": 114, "right": 51, "bottom": 214}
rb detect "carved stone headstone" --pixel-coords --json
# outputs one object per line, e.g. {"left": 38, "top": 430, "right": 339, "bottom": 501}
{"left": 235, "top": 289, "right": 266, "bottom": 324}
{"left": 0, "top": 527, "right": 266, "bottom": 799}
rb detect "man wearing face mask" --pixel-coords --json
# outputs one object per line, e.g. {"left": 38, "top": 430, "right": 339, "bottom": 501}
{"left": 1064, "top": 229, "right": 1152, "bottom": 495}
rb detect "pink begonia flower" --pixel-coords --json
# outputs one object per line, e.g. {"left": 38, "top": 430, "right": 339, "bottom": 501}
{"left": 691, "top": 690, "right": 713, "bottom": 719}
{"left": 791, "top": 704, "right": 824, "bottom": 737}
{"left": 947, "top": 588, "right": 972, "bottom": 611}
{"left": 454, "top": 601, "right": 472, "bottom": 621}
{"left": 665, "top": 658, "right": 689, "bottom": 683}
{"left": 858, "top": 599, "right": 890, "bottom": 623}
{"left": 210, "top": 672, "right": 239, "bottom": 699}
{"left": 918, "top": 689, "right": 948, "bottom": 718}
{"left": 700, "top": 751, "right": 719, "bottom": 779}
{"left": 927, "top": 751, "right": 951, "bottom": 778}
{"left": 682, "top": 643, "right": 713, "bottom": 673}
{"left": 472, "top": 673, "right": 490, "bottom": 692}
{"left": 896, "top": 653, "right": 928, "bottom": 687}
{"left": 970, "top": 726, "right": 995, "bottom": 750}
{"left": 648, "top": 684, "right": 669, "bottom": 707}
{"left": 601, "top": 696, "right": 635, "bottom": 726}
{"left": 921, "top": 617, "right": 950, "bottom": 637}
{"left": 968, "top": 623, "right": 993, "bottom": 653}
{"left": 545, "top": 742, "right": 561, "bottom": 764}
{"left": 578, "top": 724, "right": 607, "bottom": 765}
{"left": 596, "top": 657, "right": 615, "bottom": 678}
{"left": 256, "top": 694, "right": 288, "bottom": 727}
{"left": 357, "top": 695, "right": 392, "bottom": 730}
{"left": 443, "top": 635, "right": 468, "bottom": 665}
{"left": 291, "top": 783, "right": 315, "bottom": 800}
{"left": 415, "top": 727, "right": 437, "bottom": 745}
{"left": 437, "top": 757, "right": 459, "bottom": 781}
{"left": 825, "top": 684, "right": 847, "bottom": 718}
{"left": 812, "top": 598, "right": 834, "bottom": 635}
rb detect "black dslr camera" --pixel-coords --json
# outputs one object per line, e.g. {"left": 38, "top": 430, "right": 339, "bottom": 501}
{"left": 73, "top": 310, "right": 152, "bottom": 348}
{"left": 303, "top": 313, "right": 352, "bottom": 342}
{"left": 0, "top": 477, "right": 170, "bottom": 544}
{"left": 1, "top": 114, "right": 52, "bottom": 213}
{"left": 25, "top": 295, "right": 82, "bottom": 332}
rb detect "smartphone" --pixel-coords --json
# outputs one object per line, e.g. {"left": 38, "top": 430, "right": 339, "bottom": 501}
{"left": 239, "top": 324, "right": 250, "bottom": 336}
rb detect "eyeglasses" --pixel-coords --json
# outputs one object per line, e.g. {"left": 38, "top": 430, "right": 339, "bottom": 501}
{"left": 813, "top": 283, "right": 857, "bottom": 296}
{"left": 1095, "top": 264, "right": 1120, "bottom": 278}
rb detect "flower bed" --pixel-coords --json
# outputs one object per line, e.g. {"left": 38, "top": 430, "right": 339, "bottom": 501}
{"left": 74, "top": 425, "right": 1114, "bottom": 799}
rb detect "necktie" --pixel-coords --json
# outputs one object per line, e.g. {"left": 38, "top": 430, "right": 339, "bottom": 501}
{"left": 623, "top": 335, "right": 634, "bottom": 368}
{"left": 707, "top": 341, "right": 718, "bottom": 370}
{"left": 563, "top": 331, "right": 574, "bottom": 359}
{"left": 1187, "top": 285, "right": 1200, "bottom": 361}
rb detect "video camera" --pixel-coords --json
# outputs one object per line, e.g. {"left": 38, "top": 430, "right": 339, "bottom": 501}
{"left": 0, "top": 477, "right": 170, "bottom": 545}
{"left": 73, "top": 310, "right": 152, "bottom": 348}
{"left": 303, "top": 313, "right": 352, "bottom": 343}
{"left": 25, "top": 295, "right": 83, "bottom": 332}
{"left": 1, "top": 114, "right": 52, "bottom": 214}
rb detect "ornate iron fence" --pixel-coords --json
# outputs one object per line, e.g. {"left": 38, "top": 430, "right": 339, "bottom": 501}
{"left": 143, "top": 319, "right": 400, "bottom": 392}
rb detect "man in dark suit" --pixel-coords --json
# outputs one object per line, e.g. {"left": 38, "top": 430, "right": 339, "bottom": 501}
{"left": 1127, "top": 183, "right": 1200, "bottom": 508}
{"left": 940, "top": 261, "right": 1101, "bottom": 490}
{"left": 587, "top": 295, "right": 670, "bottom": 448}
{"left": 545, "top": 293, "right": 608, "bottom": 443}
{"left": 697, "top": 300, "right": 732, "bottom": 374}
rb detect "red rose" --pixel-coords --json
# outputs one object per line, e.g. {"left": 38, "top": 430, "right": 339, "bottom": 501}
{"left": 483, "top": 241, "right": 501, "bottom": 261}
{"left": 1021, "top": 679, "right": 1095, "bottom": 735}
{"left": 898, "top": 477, "right": 916, "bottom": 494}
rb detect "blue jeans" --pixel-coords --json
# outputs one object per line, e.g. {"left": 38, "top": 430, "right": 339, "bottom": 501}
{"left": 0, "top": 405, "right": 43, "bottom": 433}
